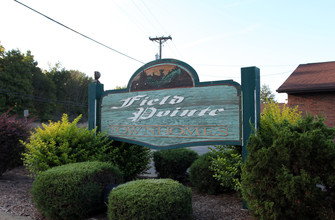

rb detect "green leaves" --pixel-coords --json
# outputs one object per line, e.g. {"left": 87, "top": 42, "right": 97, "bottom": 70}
{"left": 21, "top": 114, "right": 111, "bottom": 174}
{"left": 210, "top": 146, "right": 242, "bottom": 191}
{"left": 32, "top": 161, "right": 123, "bottom": 220}
{"left": 22, "top": 114, "right": 152, "bottom": 181}
{"left": 153, "top": 148, "right": 198, "bottom": 182}
{"left": 241, "top": 102, "right": 335, "bottom": 219}
{"left": 189, "top": 152, "right": 225, "bottom": 194}
{"left": 0, "top": 44, "right": 93, "bottom": 121}
{"left": 108, "top": 179, "right": 192, "bottom": 220}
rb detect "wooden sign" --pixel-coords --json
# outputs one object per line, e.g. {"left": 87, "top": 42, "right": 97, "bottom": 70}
{"left": 99, "top": 59, "right": 241, "bottom": 149}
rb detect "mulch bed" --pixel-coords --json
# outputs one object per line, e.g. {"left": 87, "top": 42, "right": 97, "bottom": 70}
{"left": 0, "top": 167, "right": 251, "bottom": 220}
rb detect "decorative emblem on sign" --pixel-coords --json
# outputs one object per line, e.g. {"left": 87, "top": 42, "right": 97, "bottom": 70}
{"left": 130, "top": 64, "right": 194, "bottom": 91}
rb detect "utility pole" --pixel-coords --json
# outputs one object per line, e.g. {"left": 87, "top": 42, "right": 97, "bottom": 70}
{"left": 149, "top": 36, "right": 172, "bottom": 59}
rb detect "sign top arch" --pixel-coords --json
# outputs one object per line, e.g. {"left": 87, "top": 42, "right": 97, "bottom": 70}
{"left": 128, "top": 59, "right": 199, "bottom": 91}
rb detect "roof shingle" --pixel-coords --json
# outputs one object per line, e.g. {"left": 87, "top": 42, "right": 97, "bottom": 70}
{"left": 277, "top": 61, "right": 335, "bottom": 93}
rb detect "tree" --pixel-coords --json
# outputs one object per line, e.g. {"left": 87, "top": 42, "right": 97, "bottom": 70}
{"left": 0, "top": 43, "right": 92, "bottom": 121}
{"left": 32, "top": 70, "right": 56, "bottom": 121}
{"left": 241, "top": 103, "right": 335, "bottom": 219}
{"left": 115, "top": 85, "right": 127, "bottom": 90}
{"left": 260, "top": 84, "right": 277, "bottom": 104}
{"left": 0, "top": 48, "right": 36, "bottom": 114}
{"left": 0, "top": 43, "right": 4, "bottom": 56}
{"left": 46, "top": 63, "right": 93, "bottom": 120}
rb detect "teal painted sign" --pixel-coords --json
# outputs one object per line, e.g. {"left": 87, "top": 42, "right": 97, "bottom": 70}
{"left": 101, "top": 84, "right": 240, "bottom": 148}
{"left": 97, "top": 59, "right": 241, "bottom": 149}
{"left": 89, "top": 59, "right": 259, "bottom": 151}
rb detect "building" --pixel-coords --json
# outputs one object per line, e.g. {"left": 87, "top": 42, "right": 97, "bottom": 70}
{"left": 277, "top": 61, "right": 335, "bottom": 128}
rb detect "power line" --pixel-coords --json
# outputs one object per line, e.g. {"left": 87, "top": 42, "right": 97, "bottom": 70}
{"left": 13, "top": 0, "right": 145, "bottom": 64}
{"left": 111, "top": 0, "right": 149, "bottom": 37}
{"left": 131, "top": 0, "right": 160, "bottom": 34}
{"left": 193, "top": 63, "right": 297, "bottom": 67}
{"left": 140, "top": 0, "right": 182, "bottom": 59}
{"left": 200, "top": 70, "right": 292, "bottom": 80}
{"left": 132, "top": 0, "right": 182, "bottom": 59}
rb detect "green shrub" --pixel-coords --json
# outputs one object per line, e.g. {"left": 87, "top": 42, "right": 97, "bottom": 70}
{"left": 153, "top": 148, "right": 198, "bottom": 181}
{"left": 22, "top": 114, "right": 152, "bottom": 180}
{"left": 22, "top": 114, "right": 111, "bottom": 174}
{"left": 108, "top": 179, "right": 192, "bottom": 220}
{"left": 210, "top": 145, "right": 242, "bottom": 191}
{"left": 0, "top": 109, "right": 33, "bottom": 176}
{"left": 242, "top": 104, "right": 335, "bottom": 219}
{"left": 97, "top": 141, "right": 152, "bottom": 181}
{"left": 31, "top": 161, "right": 123, "bottom": 220}
{"left": 189, "top": 152, "right": 224, "bottom": 194}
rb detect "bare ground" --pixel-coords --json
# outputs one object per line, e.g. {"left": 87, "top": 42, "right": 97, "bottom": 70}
{"left": 0, "top": 167, "right": 252, "bottom": 220}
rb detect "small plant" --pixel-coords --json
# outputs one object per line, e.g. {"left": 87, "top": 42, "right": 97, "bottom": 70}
{"left": 241, "top": 102, "right": 335, "bottom": 219}
{"left": 189, "top": 152, "right": 224, "bottom": 194}
{"left": 0, "top": 109, "right": 33, "bottom": 176}
{"left": 210, "top": 145, "right": 242, "bottom": 191}
{"left": 21, "top": 114, "right": 112, "bottom": 174}
{"left": 108, "top": 179, "right": 192, "bottom": 220}
{"left": 153, "top": 148, "right": 198, "bottom": 181}
{"left": 31, "top": 161, "right": 123, "bottom": 220}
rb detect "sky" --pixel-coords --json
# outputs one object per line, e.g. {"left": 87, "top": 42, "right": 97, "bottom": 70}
{"left": 1, "top": 0, "right": 335, "bottom": 103}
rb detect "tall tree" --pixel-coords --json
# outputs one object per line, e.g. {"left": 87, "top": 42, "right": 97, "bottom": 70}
{"left": 260, "top": 84, "right": 277, "bottom": 104}
{"left": 46, "top": 64, "right": 93, "bottom": 120}
{"left": 0, "top": 48, "right": 36, "bottom": 114}
{"left": 32, "top": 69, "right": 56, "bottom": 121}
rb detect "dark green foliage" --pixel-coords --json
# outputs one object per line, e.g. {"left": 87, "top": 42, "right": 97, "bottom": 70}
{"left": 153, "top": 148, "right": 198, "bottom": 181}
{"left": 31, "top": 69, "right": 56, "bottom": 121}
{"left": 0, "top": 109, "right": 33, "bottom": 176}
{"left": 210, "top": 145, "right": 242, "bottom": 191}
{"left": 45, "top": 65, "right": 93, "bottom": 121}
{"left": 0, "top": 49, "right": 35, "bottom": 114}
{"left": 31, "top": 161, "right": 123, "bottom": 220}
{"left": 189, "top": 152, "right": 224, "bottom": 194}
{"left": 0, "top": 43, "right": 93, "bottom": 121}
{"left": 242, "top": 115, "right": 335, "bottom": 219}
{"left": 97, "top": 141, "right": 152, "bottom": 181}
{"left": 107, "top": 179, "right": 192, "bottom": 220}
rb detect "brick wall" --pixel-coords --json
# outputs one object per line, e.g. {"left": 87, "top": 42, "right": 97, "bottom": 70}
{"left": 287, "top": 91, "right": 335, "bottom": 128}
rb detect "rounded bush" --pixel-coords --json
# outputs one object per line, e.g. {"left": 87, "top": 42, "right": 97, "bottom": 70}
{"left": 189, "top": 152, "right": 224, "bottom": 194}
{"left": 153, "top": 148, "right": 198, "bottom": 181}
{"left": 242, "top": 115, "right": 335, "bottom": 219}
{"left": 0, "top": 109, "right": 32, "bottom": 176}
{"left": 31, "top": 161, "right": 123, "bottom": 220}
{"left": 108, "top": 179, "right": 192, "bottom": 220}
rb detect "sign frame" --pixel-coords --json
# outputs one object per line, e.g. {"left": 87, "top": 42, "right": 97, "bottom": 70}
{"left": 88, "top": 59, "right": 260, "bottom": 156}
